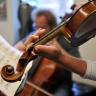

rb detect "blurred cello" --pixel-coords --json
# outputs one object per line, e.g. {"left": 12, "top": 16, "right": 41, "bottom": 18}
{"left": 16, "top": 57, "right": 65, "bottom": 96}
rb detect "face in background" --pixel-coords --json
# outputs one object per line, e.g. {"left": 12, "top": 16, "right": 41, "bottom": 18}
{"left": 34, "top": 15, "right": 51, "bottom": 32}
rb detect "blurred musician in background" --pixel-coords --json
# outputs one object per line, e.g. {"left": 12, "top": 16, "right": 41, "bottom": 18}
{"left": 15, "top": 10, "right": 57, "bottom": 51}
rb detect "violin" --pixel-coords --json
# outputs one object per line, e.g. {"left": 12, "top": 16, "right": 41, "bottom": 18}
{"left": 61, "top": 4, "right": 76, "bottom": 21}
{"left": 1, "top": 0, "right": 96, "bottom": 84}
{"left": 16, "top": 57, "right": 65, "bottom": 96}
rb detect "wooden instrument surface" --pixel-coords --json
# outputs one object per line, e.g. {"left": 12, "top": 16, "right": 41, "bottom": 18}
{"left": 19, "top": 57, "right": 65, "bottom": 96}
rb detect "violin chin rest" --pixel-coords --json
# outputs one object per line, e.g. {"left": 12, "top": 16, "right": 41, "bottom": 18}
{"left": 71, "top": 11, "right": 96, "bottom": 47}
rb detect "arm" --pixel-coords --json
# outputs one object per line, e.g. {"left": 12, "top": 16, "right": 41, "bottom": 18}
{"left": 35, "top": 45, "right": 96, "bottom": 80}
{"left": 58, "top": 53, "right": 87, "bottom": 76}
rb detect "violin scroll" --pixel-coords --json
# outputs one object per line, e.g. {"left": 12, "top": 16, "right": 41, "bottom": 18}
{"left": 0, "top": 48, "right": 37, "bottom": 82}
{"left": 1, "top": 65, "right": 23, "bottom": 82}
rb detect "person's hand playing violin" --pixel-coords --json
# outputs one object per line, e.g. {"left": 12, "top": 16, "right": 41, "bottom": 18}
{"left": 34, "top": 43, "right": 87, "bottom": 77}
{"left": 21, "top": 29, "right": 86, "bottom": 78}
{"left": 17, "top": 28, "right": 96, "bottom": 81}
{"left": 15, "top": 28, "right": 47, "bottom": 51}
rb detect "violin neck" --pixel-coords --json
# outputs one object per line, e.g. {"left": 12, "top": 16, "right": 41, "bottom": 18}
{"left": 27, "top": 18, "right": 70, "bottom": 52}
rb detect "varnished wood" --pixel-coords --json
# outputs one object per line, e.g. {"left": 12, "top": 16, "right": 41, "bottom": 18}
{"left": 19, "top": 58, "right": 65, "bottom": 96}
{"left": 67, "top": 1, "right": 96, "bottom": 34}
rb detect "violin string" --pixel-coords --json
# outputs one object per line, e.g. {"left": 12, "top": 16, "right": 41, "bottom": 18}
{"left": 26, "top": 81, "right": 54, "bottom": 96}
{"left": 33, "top": 18, "right": 70, "bottom": 45}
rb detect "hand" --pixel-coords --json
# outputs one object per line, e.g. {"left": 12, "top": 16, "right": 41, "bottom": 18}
{"left": 34, "top": 44, "right": 87, "bottom": 77}
{"left": 24, "top": 29, "right": 47, "bottom": 48}
{"left": 34, "top": 44, "right": 63, "bottom": 63}
{"left": 15, "top": 29, "right": 47, "bottom": 51}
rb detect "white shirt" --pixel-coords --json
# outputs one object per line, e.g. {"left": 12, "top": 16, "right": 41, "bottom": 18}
{"left": 84, "top": 60, "right": 96, "bottom": 80}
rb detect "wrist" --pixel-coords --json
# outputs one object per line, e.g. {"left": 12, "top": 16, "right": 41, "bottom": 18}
{"left": 58, "top": 53, "right": 69, "bottom": 65}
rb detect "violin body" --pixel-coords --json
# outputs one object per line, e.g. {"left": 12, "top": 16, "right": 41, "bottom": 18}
{"left": 18, "top": 57, "right": 65, "bottom": 96}
{"left": 62, "top": 0, "right": 96, "bottom": 46}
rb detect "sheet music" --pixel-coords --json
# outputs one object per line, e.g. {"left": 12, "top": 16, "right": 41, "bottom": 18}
{"left": 0, "top": 35, "right": 32, "bottom": 96}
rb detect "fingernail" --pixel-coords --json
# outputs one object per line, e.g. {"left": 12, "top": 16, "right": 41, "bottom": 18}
{"left": 38, "top": 28, "right": 42, "bottom": 30}
{"left": 42, "top": 29, "right": 46, "bottom": 31}
{"left": 34, "top": 46, "right": 38, "bottom": 51}
{"left": 39, "top": 28, "right": 46, "bottom": 31}
{"left": 35, "top": 35, "right": 39, "bottom": 38}
{"left": 34, "top": 46, "right": 39, "bottom": 53}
